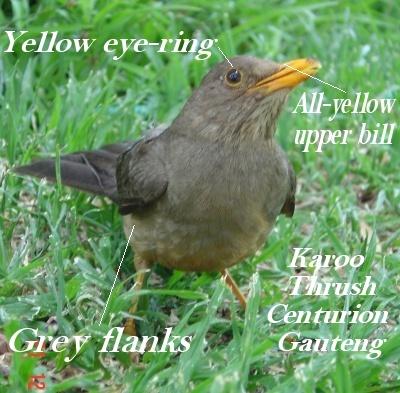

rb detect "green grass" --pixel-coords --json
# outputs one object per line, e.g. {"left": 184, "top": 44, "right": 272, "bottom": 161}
{"left": 0, "top": 0, "right": 399, "bottom": 392}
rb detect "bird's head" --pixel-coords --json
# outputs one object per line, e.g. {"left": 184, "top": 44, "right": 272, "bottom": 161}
{"left": 171, "top": 56, "right": 320, "bottom": 141}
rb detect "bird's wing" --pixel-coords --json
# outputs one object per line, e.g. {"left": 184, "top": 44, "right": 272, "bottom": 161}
{"left": 116, "top": 137, "right": 168, "bottom": 215}
{"left": 13, "top": 124, "right": 167, "bottom": 209}
{"left": 14, "top": 142, "right": 133, "bottom": 203}
{"left": 280, "top": 162, "right": 296, "bottom": 217}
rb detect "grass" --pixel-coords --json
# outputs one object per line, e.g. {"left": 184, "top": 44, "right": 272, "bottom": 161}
{"left": 0, "top": 0, "right": 399, "bottom": 392}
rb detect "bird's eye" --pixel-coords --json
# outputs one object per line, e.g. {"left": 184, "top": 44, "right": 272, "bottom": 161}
{"left": 226, "top": 69, "right": 242, "bottom": 84}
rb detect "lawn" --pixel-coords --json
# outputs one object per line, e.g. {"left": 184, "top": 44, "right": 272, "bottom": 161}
{"left": 0, "top": 0, "right": 399, "bottom": 392}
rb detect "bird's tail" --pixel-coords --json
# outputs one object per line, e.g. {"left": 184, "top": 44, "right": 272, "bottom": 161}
{"left": 14, "top": 142, "right": 133, "bottom": 202}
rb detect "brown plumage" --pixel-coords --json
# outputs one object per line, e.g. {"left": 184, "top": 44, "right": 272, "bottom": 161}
{"left": 15, "top": 56, "right": 320, "bottom": 329}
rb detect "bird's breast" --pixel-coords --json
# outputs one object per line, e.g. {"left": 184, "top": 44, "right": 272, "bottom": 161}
{"left": 127, "top": 139, "right": 289, "bottom": 271}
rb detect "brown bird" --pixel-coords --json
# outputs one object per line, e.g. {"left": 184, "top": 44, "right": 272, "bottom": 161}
{"left": 15, "top": 56, "right": 320, "bottom": 335}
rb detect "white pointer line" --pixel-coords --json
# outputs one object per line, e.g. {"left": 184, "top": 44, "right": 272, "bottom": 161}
{"left": 217, "top": 46, "right": 234, "bottom": 68}
{"left": 98, "top": 225, "right": 135, "bottom": 325}
{"left": 283, "top": 63, "right": 347, "bottom": 93}
{"left": 217, "top": 47, "right": 346, "bottom": 93}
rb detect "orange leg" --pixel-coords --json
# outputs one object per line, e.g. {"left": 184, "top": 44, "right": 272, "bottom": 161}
{"left": 124, "top": 257, "right": 150, "bottom": 336}
{"left": 220, "top": 269, "right": 247, "bottom": 309}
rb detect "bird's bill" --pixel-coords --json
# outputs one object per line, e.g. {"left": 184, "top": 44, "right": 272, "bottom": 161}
{"left": 252, "top": 58, "right": 321, "bottom": 93}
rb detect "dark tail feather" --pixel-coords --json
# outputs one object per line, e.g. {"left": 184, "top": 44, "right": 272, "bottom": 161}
{"left": 14, "top": 142, "right": 133, "bottom": 203}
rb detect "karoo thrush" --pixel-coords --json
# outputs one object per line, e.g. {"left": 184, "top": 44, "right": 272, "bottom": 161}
{"left": 15, "top": 56, "right": 320, "bottom": 334}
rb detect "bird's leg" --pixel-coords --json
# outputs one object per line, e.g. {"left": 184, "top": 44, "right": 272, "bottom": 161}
{"left": 124, "top": 257, "right": 150, "bottom": 336}
{"left": 220, "top": 269, "right": 247, "bottom": 309}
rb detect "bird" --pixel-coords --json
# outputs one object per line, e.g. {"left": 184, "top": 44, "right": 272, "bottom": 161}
{"left": 14, "top": 56, "right": 321, "bottom": 335}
